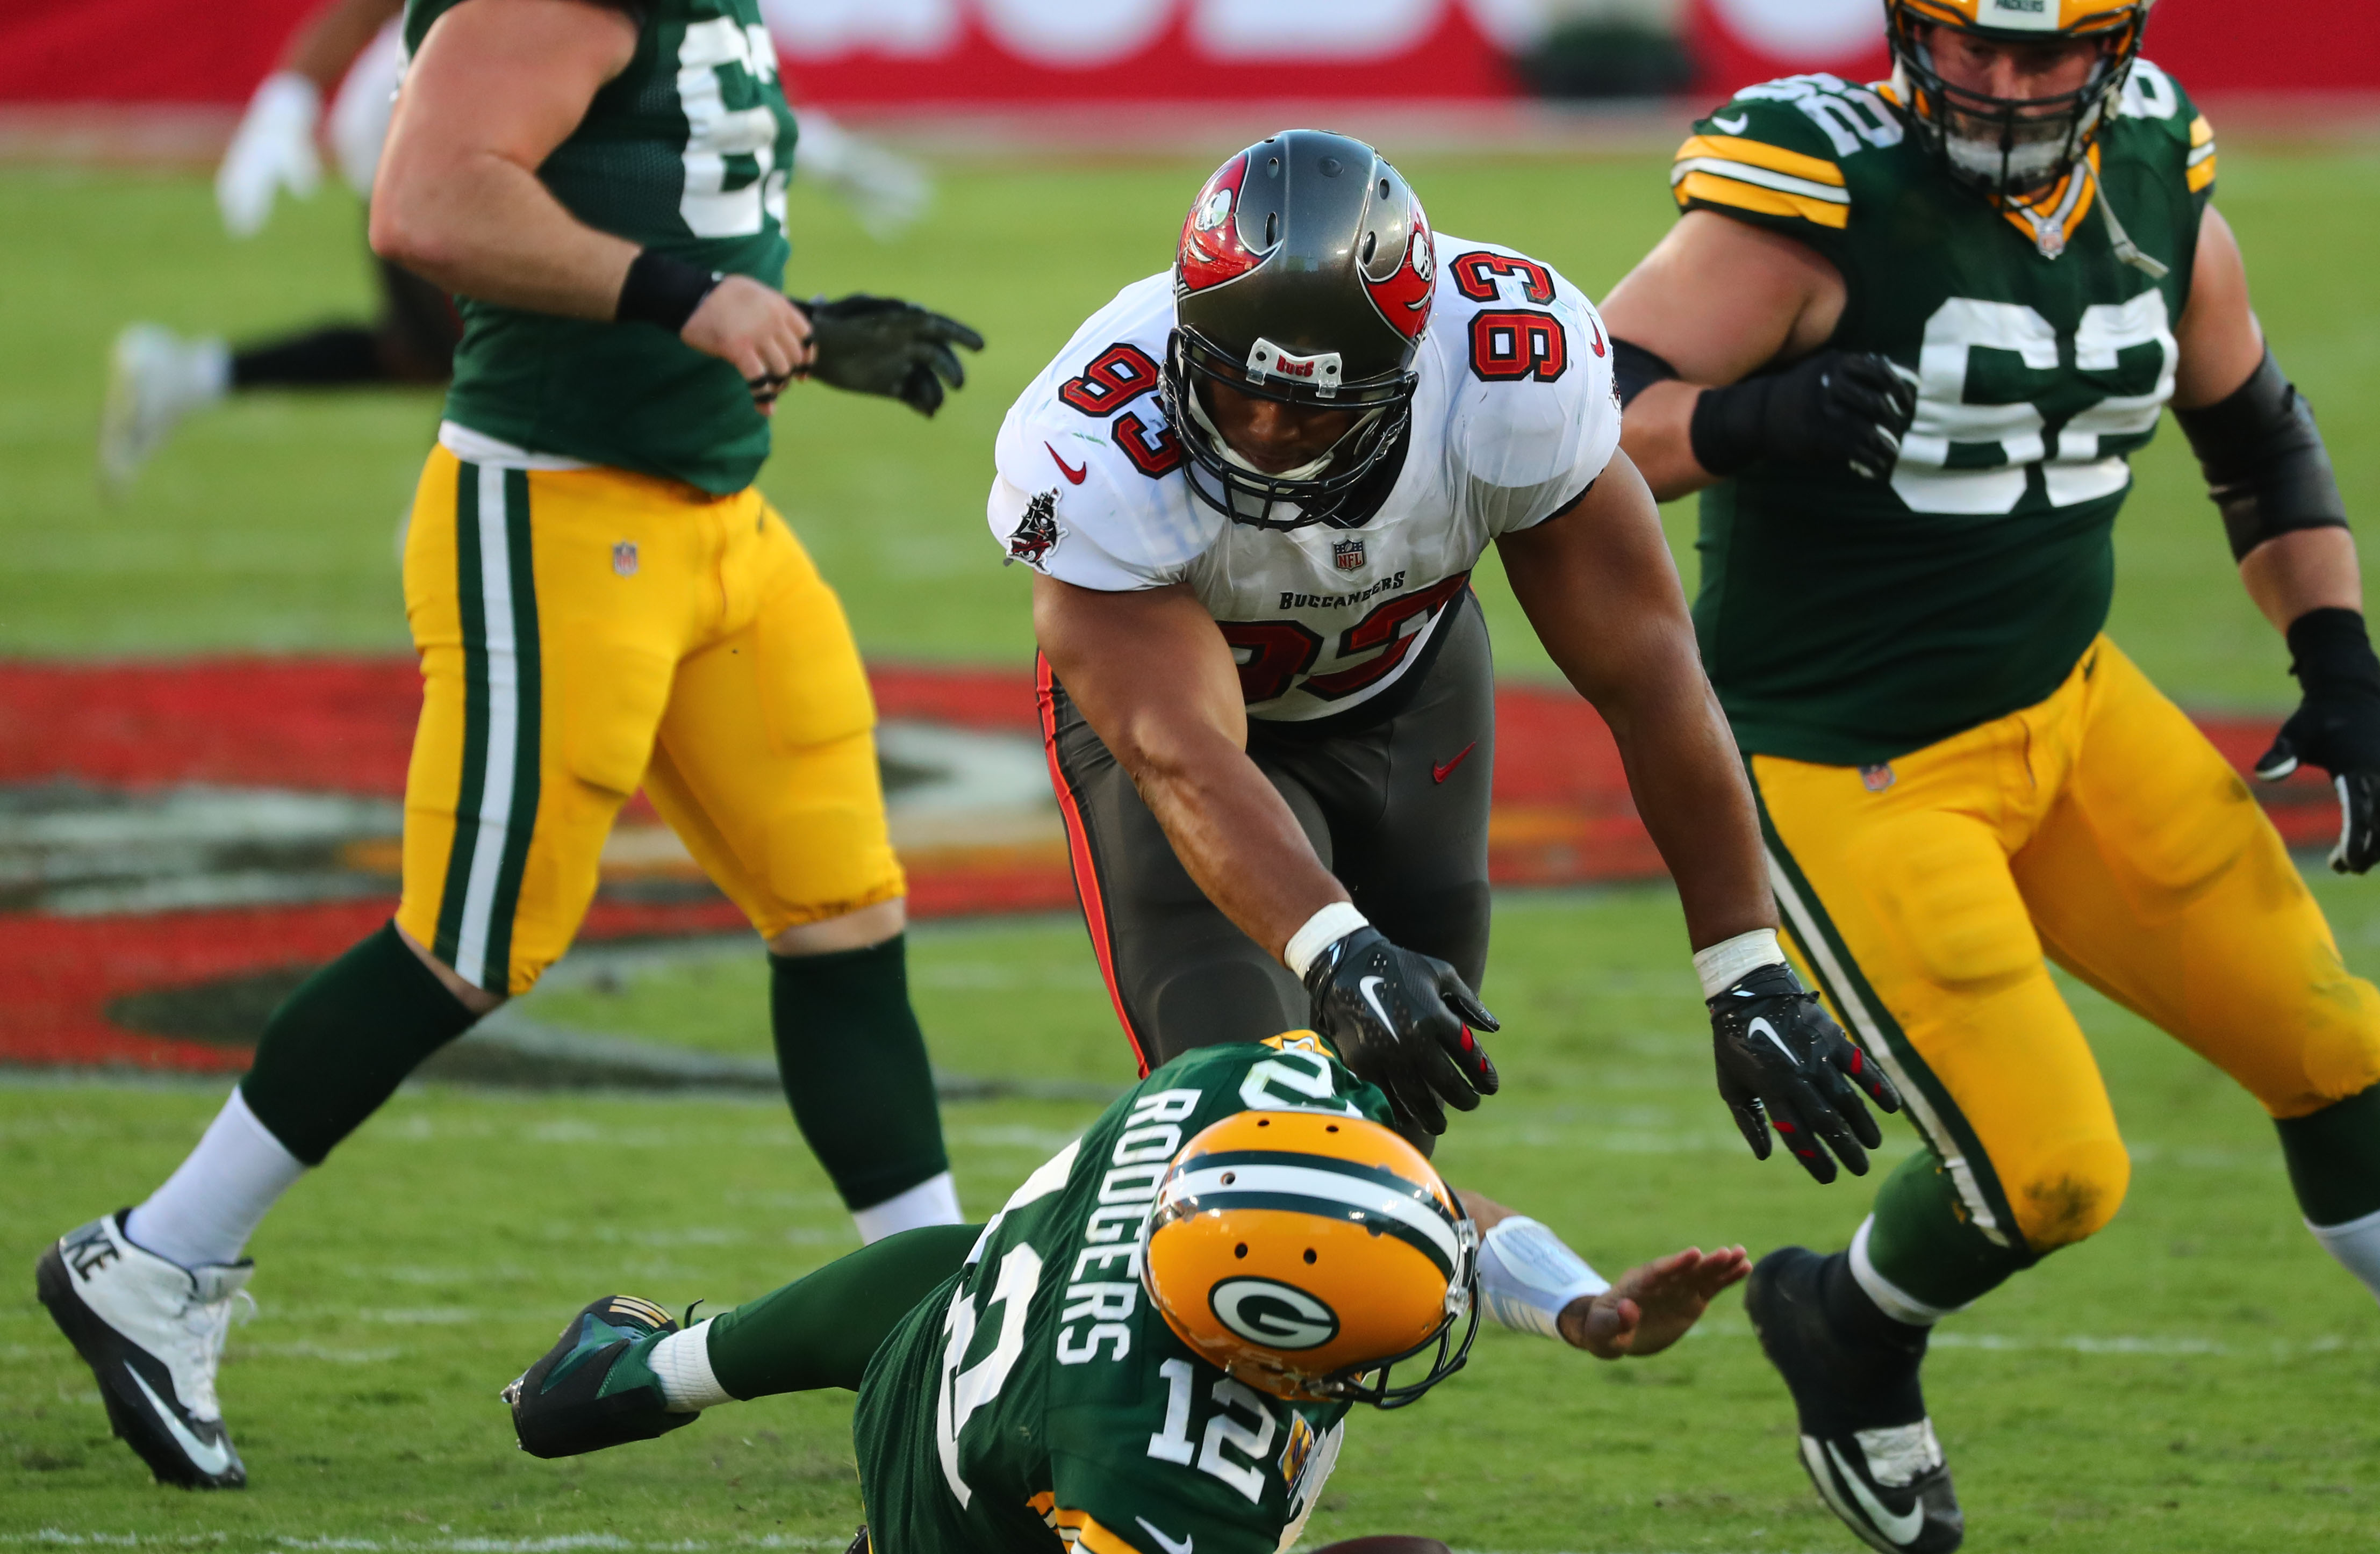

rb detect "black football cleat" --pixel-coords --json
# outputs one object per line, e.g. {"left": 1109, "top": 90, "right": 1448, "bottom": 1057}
{"left": 504, "top": 1294, "right": 701, "bottom": 1459}
{"left": 37, "top": 1212, "right": 253, "bottom": 1489}
{"left": 1745, "top": 1246, "right": 1963, "bottom": 1553}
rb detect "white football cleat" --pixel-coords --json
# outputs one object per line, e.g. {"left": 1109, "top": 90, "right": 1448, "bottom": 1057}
{"left": 99, "top": 323, "right": 230, "bottom": 491}
{"left": 37, "top": 1211, "right": 253, "bottom": 1488}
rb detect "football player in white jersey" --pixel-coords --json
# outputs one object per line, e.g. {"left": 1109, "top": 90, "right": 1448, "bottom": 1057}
{"left": 987, "top": 131, "right": 1903, "bottom": 1225}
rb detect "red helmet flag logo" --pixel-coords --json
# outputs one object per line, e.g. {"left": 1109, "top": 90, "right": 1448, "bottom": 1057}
{"left": 1363, "top": 197, "right": 1434, "bottom": 343}
{"left": 1178, "top": 152, "right": 1264, "bottom": 293}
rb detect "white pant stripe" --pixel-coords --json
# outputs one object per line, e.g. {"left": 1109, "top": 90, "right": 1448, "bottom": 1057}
{"left": 453, "top": 463, "right": 521, "bottom": 990}
{"left": 1764, "top": 845, "right": 2008, "bottom": 1246}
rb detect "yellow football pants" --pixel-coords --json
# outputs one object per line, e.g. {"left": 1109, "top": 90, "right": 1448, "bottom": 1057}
{"left": 393, "top": 449, "right": 904, "bottom": 995}
{"left": 1754, "top": 637, "right": 2380, "bottom": 1260}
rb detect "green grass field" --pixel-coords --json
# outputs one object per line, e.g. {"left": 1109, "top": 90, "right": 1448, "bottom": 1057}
{"left": 4, "top": 141, "right": 2380, "bottom": 1549}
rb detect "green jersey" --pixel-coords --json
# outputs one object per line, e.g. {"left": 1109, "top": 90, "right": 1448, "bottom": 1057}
{"left": 1672, "top": 63, "right": 2217, "bottom": 764}
{"left": 402, "top": 0, "right": 796, "bottom": 494}
{"left": 854, "top": 1038, "right": 1394, "bottom": 1554}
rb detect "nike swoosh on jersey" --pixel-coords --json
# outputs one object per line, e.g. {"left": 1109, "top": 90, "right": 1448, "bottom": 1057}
{"left": 1046, "top": 442, "right": 1087, "bottom": 485}
{"left": 1823, "top": 1439, "right": 1926, "bottom": 1545}
{"left": 1748, "top": 1016, "right": 1797, "bottom": 1064}
{"left": 127, "top": 1366, "right": 234, "bottom": 1476}
{"left": 1136, "top": 1517, "right": 1194, "bottom": 1554}
{"left": 1712, "top": 112, "right": 1750, "bottom": 133}
{"left": 1432, "top": 740, "right": 1478, "bottom": 784}
{"left": 1358, "top": 975, "right": 1396, "bottom": 1032}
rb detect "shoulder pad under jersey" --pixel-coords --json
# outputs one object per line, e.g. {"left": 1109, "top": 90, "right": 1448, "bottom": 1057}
{"left": 1424, "top": 236, "right": 1622, "bottom": 534}
{"left": 986, "top": 274, "right": 1221, "bottom": 592}
{"left": 1672, "top": 74, "right": 1906, "bottom": 241}
{"left": 2114, "top": 58, "right": 2216, "bottom": 202}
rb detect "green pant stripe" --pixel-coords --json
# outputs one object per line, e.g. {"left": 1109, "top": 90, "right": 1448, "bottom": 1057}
{"left": 479, "top": 467, "right": 542, "bottom": 987}
{"left": 1746, "top": 764, "right": 2028, "bottom": 1254}
{"left": 432, "top": 461, "right": 491, "bottom": 969}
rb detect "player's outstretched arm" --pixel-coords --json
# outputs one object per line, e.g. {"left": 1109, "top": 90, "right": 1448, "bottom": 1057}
{"left": 2174, "top": 207, "right": 2380, "bottom": 872}
{"left": 1034, "top": 574, "right": 1496, "bottom": 1131}
{"left": 371, "top": 0, "right": 810, "bottom": 405}
{"left": 1497, "top": 454, "right": 1897, "bottom": 1181}
{"left": 1564, "top": 1245, "right": 1750, "bottom": 1359}
{"left": 1601, "top": 212, "right": 1910, "bottom": 502}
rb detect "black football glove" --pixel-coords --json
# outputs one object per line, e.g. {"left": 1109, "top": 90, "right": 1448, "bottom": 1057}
{"left": 1302, "top": 926, "right": 1500, "bottom": 1136}
{"left": 2256, "top": 606, "right": 2380, "bottom": 874}
{"left": 801, "top": 293, "right": 985, "bottom": 416}
{"left": 1710, "top": 962, "right": 1900, "bottom": 1185}
{"left": 1689, "top": 349, "right": 1918, "bottom": 483}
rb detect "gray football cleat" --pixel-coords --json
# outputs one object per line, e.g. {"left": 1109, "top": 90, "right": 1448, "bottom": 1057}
{"left": 37, "top": 1211, "right": 253, "bottom": 1488}
{"left": 99, "top": 323, "right": 230, "bottom": 491}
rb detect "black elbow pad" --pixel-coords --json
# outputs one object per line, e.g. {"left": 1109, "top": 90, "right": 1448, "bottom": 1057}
{"left": 1611, "top": 337, "right": 1680, "bottom": 410}
{"left": 2175, "top": 348, "right": 2348, "bottom": 562}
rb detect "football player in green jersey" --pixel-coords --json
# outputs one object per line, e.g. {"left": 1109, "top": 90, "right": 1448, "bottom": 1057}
{"left": 39, "top": 0, "right": 980, "bottom": 1492}
{"left": 501, "top": 1034, "right": 1748, "bottom": 1554}
{"left": 1600, "top": 1, "right": 2380, "bottom": 1547}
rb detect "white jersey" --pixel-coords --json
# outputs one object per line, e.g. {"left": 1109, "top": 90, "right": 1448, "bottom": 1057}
{"left": 987, "top": 237, "right": 1621, "bottom": 722}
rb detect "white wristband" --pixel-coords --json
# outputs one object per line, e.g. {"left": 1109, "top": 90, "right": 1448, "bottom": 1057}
{"left": 1283, "top": 902, "right": 1370, "bottom": 979}
{"left": 1476, "top": 1216, "right": 1608, "bottom": 1341}
{"left": 1693, "top": 927, "right": 1788, "bottom": 1001}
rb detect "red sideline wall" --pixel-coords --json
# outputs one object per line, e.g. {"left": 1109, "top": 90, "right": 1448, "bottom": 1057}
{"left": 1, "top": 0, "right": 2364, "bottom": 109}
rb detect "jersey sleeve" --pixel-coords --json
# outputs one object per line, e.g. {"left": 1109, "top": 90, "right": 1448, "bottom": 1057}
{"left": 985, "top": 276, "right": 1222, "bottom": 592}
{"left": 1669, "top": 87, "right": 1856, "bottom": 253}
{"left": 2118, "top": 59, "right": 2216, "bottom": 205}
{"left": 1431, "top": 244, "right": 1622, "bottom": 537}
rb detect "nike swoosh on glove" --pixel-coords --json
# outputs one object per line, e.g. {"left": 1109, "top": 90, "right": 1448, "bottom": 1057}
{"left": 2256, "top": 607, "right": 2380, "bottom": 874}
{"left": 1302, "top": 926, "right": 1499, "bottom": 1136}
{"left": 801, "top": 293, "right": 985, "bottom": 416}
{"left": 1710, "top": 963, "right": 1899, "bottom": 1184}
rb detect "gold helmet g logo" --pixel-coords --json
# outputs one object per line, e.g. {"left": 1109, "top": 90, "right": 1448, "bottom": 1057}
{"left": 1142, "top": 1107, "right": 1478, "bottom": 1408}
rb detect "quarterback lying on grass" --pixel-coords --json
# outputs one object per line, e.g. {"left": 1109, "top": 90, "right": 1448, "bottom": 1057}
{"left": 502, "top": 1034, "right": 1745, "bottom": 1554}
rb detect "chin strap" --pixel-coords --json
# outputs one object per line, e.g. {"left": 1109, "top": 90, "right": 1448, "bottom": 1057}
{"left": 2078, "top": 153, "right": 2169, "bottom": 279}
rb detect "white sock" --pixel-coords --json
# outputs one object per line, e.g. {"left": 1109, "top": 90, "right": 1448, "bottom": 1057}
{"left": 649, "top": 1320, "right": 732, "bottom": 1412}
{"left": 1476, "top": 1216, "right": 1608, "bottom": 1340}
{"left": 123, "top": 1088, "right": 306, "bottom": 1270}
{"left": 1847, "top": 1215, "right": 1960, "bottom": 1327}
{"left": 2308, "top": 1206, "right": 2380, "bottom": 1306}
{"left": 852, "top": 1170, "right": 962, "bottom": 1245}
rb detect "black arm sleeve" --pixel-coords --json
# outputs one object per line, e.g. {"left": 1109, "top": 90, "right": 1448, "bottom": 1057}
{"left": 1610, "top": 336, "right": 1680, "bottom": 410}
{"left": 2175, "top": 347, "right": 2348, "bottom": 563}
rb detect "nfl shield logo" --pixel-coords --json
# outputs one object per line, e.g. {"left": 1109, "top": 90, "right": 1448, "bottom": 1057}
{"left": 1331, "top": 538, "right": 1365, "bottom": 572}
{"left": 1860, "top": 763, "right": 1895, "bottom": 792}
{"left": 612, "top": 541, "right": 639, "bottom": 578}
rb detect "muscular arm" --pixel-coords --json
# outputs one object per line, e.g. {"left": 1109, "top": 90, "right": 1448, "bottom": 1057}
{"left": 369, "top": 0, "right": 641, "bottom": 316}
{"left": 1495, "top": 452, "right": 1774, "bottom": 951}
{"left": 370, "top": 0, "right": 809, "bottom": 392}
{"left": 1598, "top": 212, "right": 1846, "bottom": 502}
{"left": 2174, "top": 206, "right": 2363, "bottom": 628}
{"left": 1032, "top": 575, "right": 1347, "bottom": 959}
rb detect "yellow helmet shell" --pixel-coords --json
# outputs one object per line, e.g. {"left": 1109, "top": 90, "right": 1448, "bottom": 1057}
{"left": 1142, "top": 1109, "right": 1474, "bottom": 1404}
{"left": 1892, "top": 0, "right": 2149, "bottom": 39}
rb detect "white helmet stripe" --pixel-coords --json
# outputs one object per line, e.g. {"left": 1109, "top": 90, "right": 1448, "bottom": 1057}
{"left": 1160, "top": 1163, "right": 1463, "bottom": 1269}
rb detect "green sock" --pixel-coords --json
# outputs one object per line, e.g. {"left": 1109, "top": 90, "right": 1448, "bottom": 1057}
{"left": 240, "top": 922, "right": 481, "bottom": 1165}
{"left": 770, "top": 936, "right": 950, "bottom": 1211}
{"left": 706, "top": 1222, "right": 981, "bottom": 1398}
{"left": 1862, "top": 1147, "right": 2035, "bottom": 1313}
{"left": 2277, "top": 1083, "right": 2380, "bottom": 1227}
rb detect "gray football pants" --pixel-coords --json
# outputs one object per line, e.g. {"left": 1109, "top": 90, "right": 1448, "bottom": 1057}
{"left": 1039, "top": 593, "right": 1496, "bottom": 1075}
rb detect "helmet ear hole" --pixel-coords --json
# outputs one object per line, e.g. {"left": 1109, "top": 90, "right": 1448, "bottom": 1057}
{"left": 1265, "top": 211, "right": 1277, "bottom": 247}
{"left": 1361, "top": 232, "right": 1378, "bottom": 266}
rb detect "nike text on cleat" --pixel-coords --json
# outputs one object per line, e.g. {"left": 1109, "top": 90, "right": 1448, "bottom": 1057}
{"left": 36, "top": 1211, "right": 252, "bottom": 1488}
{"left": 506, "top": 1293, "right": 700, "bottom": 1459}
{"left": 1746, "top": 1247, "right": 1962, "bottom": 1552}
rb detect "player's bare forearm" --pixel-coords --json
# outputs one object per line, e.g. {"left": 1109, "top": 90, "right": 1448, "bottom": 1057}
{"left": 370, "top": 0, "right": 640, "bottom": 315}
{"left": 283, "top": 0, "right": 405, "bottom": 93}
{"left": 1618, "top": 379, "right": 1719, "bottom": 502}
{"left": 1032, "top": 575, "right": 1348, "bottom": 958}
{"left": 1498, "top": 454, "right": 1774, "bottom": 951}
{"left": 2242, "top": 527, "right": 2364, "bottom": 632}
